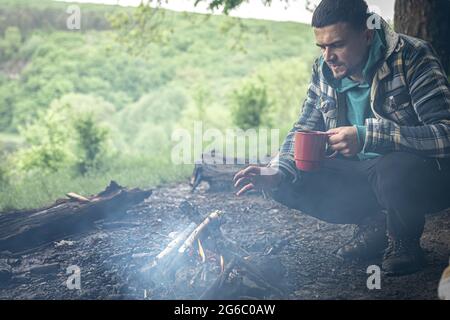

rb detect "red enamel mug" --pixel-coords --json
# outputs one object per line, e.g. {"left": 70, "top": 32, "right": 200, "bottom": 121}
{"left": 294, "top": 130, "right": 338, "bottom": 171}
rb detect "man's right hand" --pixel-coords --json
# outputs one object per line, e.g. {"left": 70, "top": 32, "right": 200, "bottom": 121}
{"left": 233, "top": 166, "right": 283, "bottom": 196}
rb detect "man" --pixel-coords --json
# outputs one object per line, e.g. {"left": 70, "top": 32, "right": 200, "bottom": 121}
{"left": 234, "top": 0, "right": 450, "bottom": 276}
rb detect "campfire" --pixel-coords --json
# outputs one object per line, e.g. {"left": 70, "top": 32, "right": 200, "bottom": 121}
{"left": 0, "top": 180, "right": 287, "bottom": 300}
{"left": 139, "top": 201, "right": 286, "bottom": 300}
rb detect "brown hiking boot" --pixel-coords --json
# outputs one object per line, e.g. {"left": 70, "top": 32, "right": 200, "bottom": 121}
{"left": 382, "top": 236, "right": 426, "bottom": 276}
{"left": 336, "top": 215, "right": 388, "bottom": 261}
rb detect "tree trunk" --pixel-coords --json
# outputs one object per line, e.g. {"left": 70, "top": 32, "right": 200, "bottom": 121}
{"left": 394, "top": 0, "right": 450, "bottom": 74}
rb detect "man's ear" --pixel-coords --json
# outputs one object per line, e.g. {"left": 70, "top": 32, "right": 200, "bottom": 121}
{"left": 365, "top": 29, "right": 375, "bottom": 45}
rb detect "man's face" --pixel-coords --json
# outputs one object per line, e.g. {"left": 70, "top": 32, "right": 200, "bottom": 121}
{"left": 314, "top": 22, "right": 373, "bottom": 80}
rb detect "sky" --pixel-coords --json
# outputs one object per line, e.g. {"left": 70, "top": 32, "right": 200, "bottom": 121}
{"left": 56, "top": 0, "right": 395, "bottom": 24}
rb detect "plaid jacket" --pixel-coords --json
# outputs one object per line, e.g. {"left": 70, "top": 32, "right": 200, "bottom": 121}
{"left": 270, "top": 19, "right": 450, "bottom": 182}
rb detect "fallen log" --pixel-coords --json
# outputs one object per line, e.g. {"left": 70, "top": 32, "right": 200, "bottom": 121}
{"left": 0, "top": 181, "right": 152, "bottom": 254}
{"left": 190, "top": 151, "right": 271, "bottom": 192}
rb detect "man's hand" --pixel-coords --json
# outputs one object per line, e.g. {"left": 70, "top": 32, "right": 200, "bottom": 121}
{"left": 233, "top": 166, "right": 283, "bottom": 196}
{"left": 327, "top": 126, "right": 362, "bottom": 158}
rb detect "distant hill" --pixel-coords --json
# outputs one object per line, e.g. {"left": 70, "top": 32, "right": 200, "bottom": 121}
{"left": 0, "top": 0, "right": 116, "bottom": 35}
{"left": 0, "top": 0, "right": 317, "bottom": 132}
{"left": 0, "top": 0, "right": 319, "bottom": 211}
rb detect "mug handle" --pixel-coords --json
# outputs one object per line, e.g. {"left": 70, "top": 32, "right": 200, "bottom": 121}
{"left": 325, "top": 132, "right": 338, "bottom": 159}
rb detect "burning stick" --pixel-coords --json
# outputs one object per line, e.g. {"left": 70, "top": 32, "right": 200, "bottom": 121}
{"left": 178, "top": 210, "right": 223, "bottom": 254}
{"left": 197, "top": 239, "right": 206, "bottom": 263}
{"left": 156, "top": 210, "right": 223, "bottom": 281}
{"left": 140, "top": 222, "right": 197, "bottom": 273}
{"left": 220, "top": 255, "right": 225, "bottom": 273}
{"left": 141, "top": 210, "right": 222, "bottom": 277}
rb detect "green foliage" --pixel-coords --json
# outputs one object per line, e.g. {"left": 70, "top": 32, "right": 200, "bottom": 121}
{"left": 191, "top": 85, "right": 212, "bottom": 123}
{"left": 114, "top": 86, "right": 188, "bottom": 154}
{"left": 0, "top": 77, "right": 16, "bottom": 131}
{"left": 0, "top": 156, "right": 9, "bottom": 187}
{"left": 0, "top": 26, "right": 22, "bottom": 62}
{"left": 107, "top": 3, "right": 173, "bottom": 55}
{"left": 13, "top": 96, "right": 110, "bottom": 175}
{"left": 15, "top": 103, "right": 74, "bottom": 173}
{"left": 74, "top": 114, "right": 108, "bottom": 175}
{"left": 178, "top": 86, "right": 232, "bottom": 133}
{"left": 108, "top": 2, "right": 281, "bottom": 54}
{"left": 2, "top": 31, "right": 180, "bottom": 130}
{"left": 231, "top": 78, "right": 271, "bottom": 129}
{"left": 250, "top": 57, "right": 312, "bottom": 128}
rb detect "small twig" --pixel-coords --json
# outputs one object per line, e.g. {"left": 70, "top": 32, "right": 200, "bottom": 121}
{"left": 66, "top": 192, "right": 91, "bottom": 203}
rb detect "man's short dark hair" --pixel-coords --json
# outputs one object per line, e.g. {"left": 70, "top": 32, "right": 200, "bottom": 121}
{"left": 312, "top": 0, "right": 371, "bottom": 31}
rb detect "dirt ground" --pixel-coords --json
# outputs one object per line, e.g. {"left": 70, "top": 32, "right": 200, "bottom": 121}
{"left": 0, "top": 181, "right": 449, "bottom": 300}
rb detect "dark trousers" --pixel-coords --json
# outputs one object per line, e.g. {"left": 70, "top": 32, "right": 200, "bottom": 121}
{"left": 271, "top": 152, "right": 450, "bottom": 239}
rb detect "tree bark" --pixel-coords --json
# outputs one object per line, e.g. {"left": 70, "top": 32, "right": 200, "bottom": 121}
{"left": 394, "top": 0, "right": 450, "bottom": 74}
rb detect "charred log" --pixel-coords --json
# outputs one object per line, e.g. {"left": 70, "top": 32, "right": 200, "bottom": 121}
{"left": 190, "top": 152, "right": 271, "bottom": 192}
{"left": 0, "top": 181, "right": 152, "bottom": 254}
